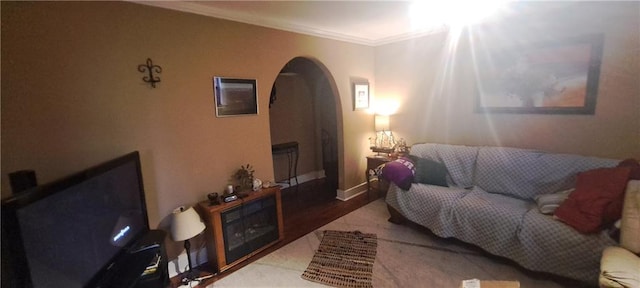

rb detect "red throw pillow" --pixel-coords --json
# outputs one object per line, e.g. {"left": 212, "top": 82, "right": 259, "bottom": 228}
{"left": 554, "top": 167, "right": 631, "bottom": 234}
{"left": 604, "top": 159, "right": 640, "bottom": 223}
{"left": 618, "top": 158, "right": 640, "bottom": 180}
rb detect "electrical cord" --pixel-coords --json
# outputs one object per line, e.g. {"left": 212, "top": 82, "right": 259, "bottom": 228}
{"left": 178, "top": 273, "right": 215, "bottom": 287}
{"left": 177, "top": 275, "right": 216, "bottom": 288}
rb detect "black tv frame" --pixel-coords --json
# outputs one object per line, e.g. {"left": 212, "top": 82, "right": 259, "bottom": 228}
{"left": 1, "top": 151, "right": 150, "bottom": 288}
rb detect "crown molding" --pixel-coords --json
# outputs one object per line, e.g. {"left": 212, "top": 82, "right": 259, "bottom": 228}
{"left": 129, "top": 1, "right": 436, "bottom": 47}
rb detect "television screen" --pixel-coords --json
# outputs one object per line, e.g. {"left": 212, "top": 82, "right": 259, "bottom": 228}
{"left": 1, "top": 151, "right": 149, "bottom": 288}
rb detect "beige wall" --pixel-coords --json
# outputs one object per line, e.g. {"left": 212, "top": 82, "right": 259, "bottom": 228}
{"left": 270, "top": 75, "right": 319, "bottom": 181}
{"left": 375, "top": 2, "right": 639, "bottom": 159}
{"left": 1, "top": 2, "right": 375, "bottom": 229}
{"left": 6, "top": 1, "right": 636, "bottom": 235}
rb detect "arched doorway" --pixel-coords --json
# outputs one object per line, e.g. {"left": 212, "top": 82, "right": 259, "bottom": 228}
{"left": 268, "top": 57, "right": 340, "bottom": 195}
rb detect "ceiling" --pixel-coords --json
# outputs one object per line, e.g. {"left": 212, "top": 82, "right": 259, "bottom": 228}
{"left": 132, "top": 1, "right": 453, "bottom": 46}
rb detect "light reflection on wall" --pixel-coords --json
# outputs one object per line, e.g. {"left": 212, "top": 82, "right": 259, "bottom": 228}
{"left": 409, "top": 0, "right": 508, "bottom": 31}
{"left": 372, "top": 98, "right": 400, "bottom": 116}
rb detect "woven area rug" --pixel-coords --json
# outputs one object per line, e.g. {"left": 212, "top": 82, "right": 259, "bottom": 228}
{"left": 301, "top": 230, "right": 377, "bottom": 288}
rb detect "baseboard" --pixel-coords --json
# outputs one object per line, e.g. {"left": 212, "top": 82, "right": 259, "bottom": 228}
{"left": 275, "top": 170, "right": 325, "bottom": 188}
{"left": 336, "top": 182, "right": 368, "bottom": 201}
{"left": 167, "top": 247, "right": 208, "bottom": 278}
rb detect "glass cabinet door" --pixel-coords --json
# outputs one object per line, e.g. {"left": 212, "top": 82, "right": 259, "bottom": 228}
{"left": 221, "top": 195, "right": 279, "bottom": 265}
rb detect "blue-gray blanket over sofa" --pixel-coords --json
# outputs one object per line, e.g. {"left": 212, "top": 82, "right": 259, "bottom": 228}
{"left": 385, "top": 143, "right": 619, "bottom": 285}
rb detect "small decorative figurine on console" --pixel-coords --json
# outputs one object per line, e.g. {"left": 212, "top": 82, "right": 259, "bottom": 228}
{"left": 207, "top": 193, "right": 220, "bottom": 206}
{"left": 232, "top": 164, "right": 255, "bottom": 192}
{"left": 252, "top": 178, "right": 262, "bottom": 191}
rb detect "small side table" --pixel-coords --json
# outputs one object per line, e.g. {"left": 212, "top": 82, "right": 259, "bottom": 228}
{"left": 365, "top": 155, "right": 393, "bottom": 200}
{"left": 271, "top": 142, "right": 299, "bottom": 188}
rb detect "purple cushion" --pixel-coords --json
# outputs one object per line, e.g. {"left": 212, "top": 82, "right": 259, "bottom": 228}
{"left": 381, "top": 157, "right": 415, "bottom": 190}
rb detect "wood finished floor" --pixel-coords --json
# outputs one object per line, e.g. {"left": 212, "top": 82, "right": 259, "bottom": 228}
{"left": 173, "top": 179, "right": 379, "bottom": 287}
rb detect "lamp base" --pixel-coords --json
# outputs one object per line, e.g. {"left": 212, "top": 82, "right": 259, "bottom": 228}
{"left": 180, "top": 268, "right": 199, "bottom": 282}
{"left": 178, "top": 269, "right": 215, "bottom": 287}
{"left": 180, "top": 238, "right": 199, "bottom": 285}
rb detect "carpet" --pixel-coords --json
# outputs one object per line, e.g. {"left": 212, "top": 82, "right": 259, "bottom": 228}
{"left": 301, "top": 230, "right": 377, "bottom": 288}
{"left": 212, "top": 199, "right": 567, "bottom": 287}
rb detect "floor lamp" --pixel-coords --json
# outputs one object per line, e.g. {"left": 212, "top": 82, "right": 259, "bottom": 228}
{"left": 171, "top": 206, "right": 206, "bottom": 284}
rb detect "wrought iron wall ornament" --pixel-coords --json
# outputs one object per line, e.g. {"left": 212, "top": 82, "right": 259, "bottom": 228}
{"left": 138, "top": 58, "right": 162, "bottom": 88}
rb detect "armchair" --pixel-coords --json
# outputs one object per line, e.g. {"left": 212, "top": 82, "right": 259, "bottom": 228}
{"left": 600, "top": 180, "right": 640, "bottom": 288}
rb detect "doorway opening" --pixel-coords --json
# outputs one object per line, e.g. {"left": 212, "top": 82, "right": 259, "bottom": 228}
{"left": 268, "top": 57, "right": 341, "bottom": 196}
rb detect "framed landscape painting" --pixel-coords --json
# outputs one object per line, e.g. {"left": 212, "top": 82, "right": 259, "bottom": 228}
{"left": 213, "top": 77, "right": 258, "bottom": 117}
{"left": 475, "top": 34, "right": 603, "bottom": 114}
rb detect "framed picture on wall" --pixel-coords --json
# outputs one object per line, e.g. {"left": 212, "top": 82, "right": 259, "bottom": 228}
{"left": 213, "top": 77, "right": 258, "bottom": 117}
{"left": 352, "top": 81, "right": 370, "bottom": 111}
{"left": 475, "top": 34, "right": 603, "bottom": 114}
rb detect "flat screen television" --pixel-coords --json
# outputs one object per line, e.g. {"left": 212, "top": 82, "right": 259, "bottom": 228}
{"left": 1, "top": 151, "right": 149, "bottom": 288}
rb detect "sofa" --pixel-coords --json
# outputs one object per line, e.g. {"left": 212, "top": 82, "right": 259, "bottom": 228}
{"left": 384, "top": 143, "right": 637, "bottom": 286}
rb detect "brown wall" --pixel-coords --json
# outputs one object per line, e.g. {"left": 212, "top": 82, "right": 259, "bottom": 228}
{"left": 1, "top": 1, "right": 375, "bottom": 229}
{"left": 375, "top": 2, "right": 639, "bottom": 159}
{"left": 5, "top": 1, "right": 636, "bottom": 234}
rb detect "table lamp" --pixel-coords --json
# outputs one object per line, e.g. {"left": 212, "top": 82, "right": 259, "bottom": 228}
{"left": 371, "top": 114, "right": 396, "bottom": 155}
{"left": 374, "top": 114, "right": 390, "bottom": 132}
{"left": 171, "top": 205, "right": 206, "bottom": 283}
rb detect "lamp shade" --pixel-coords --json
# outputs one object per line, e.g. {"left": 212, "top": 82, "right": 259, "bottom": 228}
{"left": 171, "top": 206, "right": 205, "bottom": 242}
{"left": 374, "top": 115, "right": 390, "bottom": 131}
